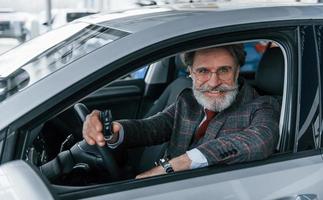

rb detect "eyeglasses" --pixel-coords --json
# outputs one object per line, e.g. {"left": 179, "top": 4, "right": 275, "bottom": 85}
{"left": 190, "top": 66, "right": 235, "bottom": 82}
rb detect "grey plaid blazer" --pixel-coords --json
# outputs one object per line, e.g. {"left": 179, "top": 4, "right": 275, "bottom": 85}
{"left": 119, "top": 81, "right": 281, "bottom": 165}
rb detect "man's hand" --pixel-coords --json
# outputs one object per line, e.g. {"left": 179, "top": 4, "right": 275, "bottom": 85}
{"left": 135, "top": 166, "right": 166, "bottom": 179}
{"left": 82, "top": 110, "right": 121, "bottom": 146}
{"left": 136, "top": 153, "right": 192, "bottom": 179}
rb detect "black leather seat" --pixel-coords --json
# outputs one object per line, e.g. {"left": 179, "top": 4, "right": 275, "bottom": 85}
{"left": 144, "top": 55, "right": 192, "bottom": 117}
{"left": 254, "top": 47, "right": 284, "bottom": 96}
{"left": 130, "top": 55, "right": 192, "bottom": 173}
{"left": 254, "top": 47, "right": 285, "bottom": 152}
{"left": 144, "top": 77, "right": 192, "bottom": 117}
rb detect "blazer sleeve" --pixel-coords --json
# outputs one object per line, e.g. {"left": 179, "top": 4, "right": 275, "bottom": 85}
{"left": 117, "top": 103, "right": 175, "bottom": 148}
{"left": 197, "top": 96, "right": 280, "bottom": 165}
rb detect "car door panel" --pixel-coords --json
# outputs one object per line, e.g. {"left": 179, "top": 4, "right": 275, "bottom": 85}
{"left": 82, "top": 79, "right": 146, "bottom": 120}
{"left": 71, "top": 153, "right": 323, "bottom": 200}
{"left": 41, "top": 79, "right": 147, "bottom": 145}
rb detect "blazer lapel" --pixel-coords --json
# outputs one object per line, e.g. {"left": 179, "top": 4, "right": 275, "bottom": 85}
{"left": 201, "top": 112, "right": 226, "bottom": 143}
{"left": 182, "top": 106, "right": 203, "bottom": 150}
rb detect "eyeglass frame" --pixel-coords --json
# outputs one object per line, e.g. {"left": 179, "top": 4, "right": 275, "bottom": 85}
{"left": 189, "top": 65, "right": 238, "bottom": 82}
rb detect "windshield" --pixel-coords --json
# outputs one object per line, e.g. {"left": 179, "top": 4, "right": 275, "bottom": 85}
{"left": 0, "top": 22, "right": 88, "bottom": 77}
{"left": 0, "top": 22, "right": 130, "bottom": 102}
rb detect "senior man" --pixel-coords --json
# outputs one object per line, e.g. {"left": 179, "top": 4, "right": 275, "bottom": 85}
{"left": 83, "top": 44, "right": 281, "bottom": 178}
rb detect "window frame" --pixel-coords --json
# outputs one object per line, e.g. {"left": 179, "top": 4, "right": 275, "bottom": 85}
{"left": 7, "top": 24, "right": 303, "bottom": 199}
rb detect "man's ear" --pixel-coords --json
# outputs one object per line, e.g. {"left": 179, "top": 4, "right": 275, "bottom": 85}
{"left": 235, "top": 66, "right": 240, "bottom": 81}
{"left": 187, "top": 66, "right": 192, "bottom": 76}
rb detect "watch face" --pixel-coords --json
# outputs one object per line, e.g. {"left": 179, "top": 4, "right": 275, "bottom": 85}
{"left": 164, "top": 163, "right": 171, "bottom": 168}
{"left": 165, "top": 164, "right": 174, "bottom": 173}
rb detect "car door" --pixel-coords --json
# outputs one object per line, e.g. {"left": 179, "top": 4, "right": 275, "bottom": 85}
{"left": 3, "top": 8, "right": 323, "bottom": 200}
{"left": 55, "top": 24, "right": 323, "bottom": 200}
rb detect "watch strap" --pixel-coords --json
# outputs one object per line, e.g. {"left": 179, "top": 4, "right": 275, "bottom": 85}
{"left": 158, "top": 158, "right": 174, "bottom": 173}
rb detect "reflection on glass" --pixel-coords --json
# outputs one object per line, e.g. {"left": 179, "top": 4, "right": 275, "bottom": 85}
{"left": 23, "top": 25, "right": 129, "bottom": 87}
{"left": 0, "top": 24, "right": 130, "bottom": 102}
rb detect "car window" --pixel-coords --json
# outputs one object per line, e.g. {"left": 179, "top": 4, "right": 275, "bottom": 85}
{"left": 318, "top": 25, "right": 323, "bottom": 149}
{"left": 7, "top": 28, "right": 295, "bottom": 200}
{"left": 127, "top": 65, "right": 149, "bottom": 80}
{"left": 0, "top": 22, "right": 88, "bottom": 77}
{"left": 23, "top": 39, "right": 286, "bottom": 184}
{"left": 0, "top": 23, "right": 130, "bottom": 103}
{"left": 22, "top": 25, "right": 128, "bottom": 86}
{"left": 240, "top": 41, "right": 264, "bottom": 72}
{"left": 26, "top": 26, "right": 128, "bottom": 80}
{"left": 296, "top": 26, "right": 320, "bottom": 151}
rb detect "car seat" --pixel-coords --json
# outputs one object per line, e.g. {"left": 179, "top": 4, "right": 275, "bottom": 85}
{"left": 254, "top": 46, "right": 285, "bottom": 152}
{"left": 254, "top": 47, "right": 284, "bottom": 97}
{"left": 130, "top": 55, "right": 192, "bottom": 174}
{"left": 143, "top": 56, "right": 192, "bottom": 117}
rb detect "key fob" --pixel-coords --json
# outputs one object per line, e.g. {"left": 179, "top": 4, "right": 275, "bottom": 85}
{"left": 99, "top": 110, "right": 114, "bottom": 141}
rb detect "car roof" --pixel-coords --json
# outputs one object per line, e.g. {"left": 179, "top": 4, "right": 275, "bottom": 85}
{"left": 78, "top": 2, "right": 323, "bottom": 33}
{"left": 1, "top": 3, "right": 322, "bottom": 82}
{"left": 1, "top": 2, "right": 323, "bottom": 130}
{"left": 2, "top": 2, "right": 323, "bottom": 77}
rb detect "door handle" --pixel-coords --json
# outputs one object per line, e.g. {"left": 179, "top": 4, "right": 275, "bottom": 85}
{"left": 275, "top": 194, "right": 318, "bottom": 200}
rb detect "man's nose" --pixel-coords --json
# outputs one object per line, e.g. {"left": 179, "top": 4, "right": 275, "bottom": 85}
{"left": 207, "top": 72, "right": 221, "bottom": 87}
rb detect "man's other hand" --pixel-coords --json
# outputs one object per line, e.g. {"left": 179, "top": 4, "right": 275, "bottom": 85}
{"left": 136, "top": 153, "right": 192, "bottom": 179}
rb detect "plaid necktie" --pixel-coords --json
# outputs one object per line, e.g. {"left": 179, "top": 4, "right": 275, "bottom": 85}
{"left": 195, "top": 109, "right": 216, "bottom": 140}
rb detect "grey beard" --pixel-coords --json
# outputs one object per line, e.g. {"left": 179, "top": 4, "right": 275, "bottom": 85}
{"left": 192, "top": 81, "right": 239, "bottom": 112}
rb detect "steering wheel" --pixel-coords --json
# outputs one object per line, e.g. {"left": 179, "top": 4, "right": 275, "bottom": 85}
{"left": 40, "top": 103, "right": 120, "bottom": 181}
{"left": 72, "top": 103, "right": 120, "bottom": 179}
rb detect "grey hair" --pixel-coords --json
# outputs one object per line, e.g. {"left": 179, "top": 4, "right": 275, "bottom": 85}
{"left": 183, "top": 44, "right": 246, "bottom": 68}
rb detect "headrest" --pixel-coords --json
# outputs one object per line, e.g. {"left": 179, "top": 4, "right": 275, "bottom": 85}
{"left": 175, "top": 54, "right": 189, "bottom": 76}
{"left": 255, "top": 47, "right": 284, "bottom": 96}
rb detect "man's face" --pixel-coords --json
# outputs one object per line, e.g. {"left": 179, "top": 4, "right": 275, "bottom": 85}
{"left": 189, "top": 47, "right": 240, "bottom": 112}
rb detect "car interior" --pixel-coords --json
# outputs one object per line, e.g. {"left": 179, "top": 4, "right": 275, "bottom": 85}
{"left": 23, "top": 39, "right": 286, "bottom": 186}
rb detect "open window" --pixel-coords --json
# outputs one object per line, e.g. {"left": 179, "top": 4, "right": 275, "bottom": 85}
{"left": 12, "top": 38, "right": 289, "bottom": 189}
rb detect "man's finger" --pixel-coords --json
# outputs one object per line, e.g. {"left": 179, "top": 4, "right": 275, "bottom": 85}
{"left": 83, "top": 134, "right": 96, "bottom": 145}
{"left": 89, "top": 111, "right": 102, "bottom": 132}
{"left": 96, "top": 133, "right": 105, "bottom": 143}
{"left": 112, "top": 122, "right": 121, "bottom": 133}
{"left": 97, "top": 141, "right": 106, "bottom": 147}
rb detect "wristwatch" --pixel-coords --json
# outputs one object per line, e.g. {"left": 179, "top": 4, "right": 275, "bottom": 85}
{"left": 157, "top": 158, "right": 174, "bottom": 173}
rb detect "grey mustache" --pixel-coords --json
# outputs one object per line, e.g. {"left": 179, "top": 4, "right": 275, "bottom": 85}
{"left": 196, "top": 85, "right": 238, "bottom": 93}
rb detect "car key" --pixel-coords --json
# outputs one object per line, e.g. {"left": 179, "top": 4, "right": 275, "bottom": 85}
{"left": 99, "top": 109, "right": 114, "bottom": 141}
